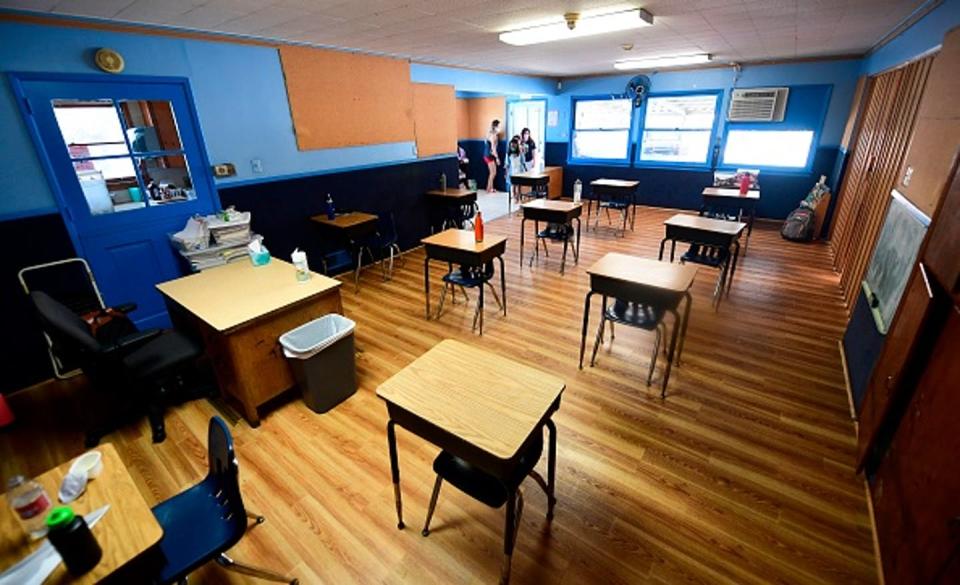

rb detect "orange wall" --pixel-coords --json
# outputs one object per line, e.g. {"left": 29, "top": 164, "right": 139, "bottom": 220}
{"left": 278, "top": 45, "right": 415, "bottom": 150}
{"left": 457, "top": 97, "right": 506, "bottom": 140}
{"left": 897, "top": 26, "right": 960, "bottom": 217}
{"left": 412, "top": 83, "right": 457, "bottom": 158}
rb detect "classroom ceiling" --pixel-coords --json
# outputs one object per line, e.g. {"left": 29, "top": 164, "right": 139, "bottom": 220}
{"left": 2, "top": 0, "right": 931, "bottom": 77}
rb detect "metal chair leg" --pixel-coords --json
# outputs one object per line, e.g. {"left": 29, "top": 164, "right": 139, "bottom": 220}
{"left": 485, "top": 281, "right": 503, "bottom": 311}
{"left": 216, "top": 553, "right": 298, "bottom": 584}
{"left": 245, "top": 511, "right": 266, "bottom": 525}
{"left": 435, "top": 282, "right": 450, "bottom": 320}
{"left": 590, "top": 315, "right": 606, "bottom": 367}
{"left": 422, "top": 476, "right": 443, "bottom": 536}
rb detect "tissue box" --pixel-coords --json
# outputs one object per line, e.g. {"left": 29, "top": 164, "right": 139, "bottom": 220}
{"left": 249, "top": 248, "right": 271, "bottom": 267}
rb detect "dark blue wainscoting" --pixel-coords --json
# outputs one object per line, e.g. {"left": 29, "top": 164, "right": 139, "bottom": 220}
{"left": 844, "top": 289, "right": 886, "bottom": 413}
{"left": 543, "top": 142, "right": 840, "bottom": 220}
{"left": 459, "top": 139, "right": 506, "bottom": 192}
{"left": 218, "top": 156, "right": 459, "bottom": 267}
{"left": 1, "top": 212, "right": 77, "bottom": 393}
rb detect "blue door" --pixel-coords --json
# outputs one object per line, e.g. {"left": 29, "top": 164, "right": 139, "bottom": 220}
{"left": 12, "top": 74, "right": 219, "bottom": 329}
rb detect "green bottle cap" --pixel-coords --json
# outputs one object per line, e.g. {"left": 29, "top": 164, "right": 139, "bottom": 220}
{"left": 45, "top": 506, "right": 75, "bottom": 529}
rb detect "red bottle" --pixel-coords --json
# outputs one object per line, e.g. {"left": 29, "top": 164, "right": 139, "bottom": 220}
{"left": 474, "top": 211, "right": 484, "bottom": 243}
{"left": 739, "top": 174, "right": 751, "bottom": 195}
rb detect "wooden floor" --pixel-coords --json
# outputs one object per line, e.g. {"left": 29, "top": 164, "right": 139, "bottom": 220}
{"left": 1, "top": 205, "right": 878, "bottom": 584}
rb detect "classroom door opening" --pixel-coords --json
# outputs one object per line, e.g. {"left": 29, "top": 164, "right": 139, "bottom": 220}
{"left": 508, "top": 99, "right": 546, "bottom": 171}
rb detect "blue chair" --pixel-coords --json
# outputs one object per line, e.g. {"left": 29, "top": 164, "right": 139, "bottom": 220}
{"left": 369, "top": 212, "right": 403, "bottom": 280}
{"left": 150, "top": 417, "right": 297, "bottom": 584}
{"left": 434, "top": 261, "right": 504, "bottom": 335}
{"left": 319, "top": 248, "right": 354, "bottom": 276}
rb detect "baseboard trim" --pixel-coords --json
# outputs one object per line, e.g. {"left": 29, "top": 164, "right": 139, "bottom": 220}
{"left": 863, "top": 479, "right": 886, "bottom": 585}
{"left": 838, "top": 339, "right": 859, "bottom": 430}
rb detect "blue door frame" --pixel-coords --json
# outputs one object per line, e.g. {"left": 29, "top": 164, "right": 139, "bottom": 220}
{"left": 10, "top": 72, "right": 220, "bottom": 328}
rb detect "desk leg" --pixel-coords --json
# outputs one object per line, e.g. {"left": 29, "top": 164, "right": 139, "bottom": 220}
{"left": 545, "top": 418, "right": 557, "bottom": 520}
{"left": 661, "top": 306, "right": 682, "bottom": 398}
{"left": 387, "top": 420, "right": 404, "bottom": 529}
{"left": 354, "top": 245, "right": 362, "bottom": 294}
{"left": 574, "top": 218, "right": 581, "bottom": 263}
{"left": 498, "top": 255, "right": 507, "bottom": 316}
{"left": 501, "top": 490, "right": 518, "bottom": 585}
{"left": 744, "top": 208, "right": 755, "bottom": 256}
{"left": 676, "top": 291, "right": 692, "bottom": 365}
{"left": 534, "top": 221, "right": 540, "bottom": 263}
{"left": 424, "top": 257, "right": 431, "bottom": 320}
{"left": 560, "top": 228, "right": 569, "bottom": 275}
{"left": 476, "top": 277, "right": 485, "bottom": 335}
{"left": 670, "top": 241, "right": 677, "bottom": 263}
{"left": 579, "top": 291, "right": 594, "bottom": 369}
{"left": 658, "top": 237, "right": 668, "bottom": 261}
{"left": 727, "top": 240, "right": 741, "bottom": 298}
{"left": 519, "top": 218, "right": 526, "bottom": 268}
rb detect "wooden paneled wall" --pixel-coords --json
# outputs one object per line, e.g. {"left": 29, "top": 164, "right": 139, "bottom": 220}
{"left": 456, "top": 97, "right": 506, "bottom": 140}
{"left": 411, "top": 83, "right": 457, "bottom": 158}
{"left": 829, "top": 55, "right": 935, "bottom": 309}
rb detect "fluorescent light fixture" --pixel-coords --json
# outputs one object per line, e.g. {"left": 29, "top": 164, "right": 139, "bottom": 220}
{"left": 614, "top": 53, "right": 712, "bottom": 70}
{"left": 499, "top": 8, "right": 653, "bottom": 46}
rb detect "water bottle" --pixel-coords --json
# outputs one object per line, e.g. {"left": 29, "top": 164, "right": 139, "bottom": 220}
{"left": 45, "top": 506, "right": 102, "bottom": 575}
{"left": 573, "top": 179, "right": 582, "bottom": 204}
{"left": 7, "top": 475, "right": 52, "bottom": 539}
{"left": 474, "top": 211, "right": 484, "bottom": 243}
{"left": 440, "top": 172, "right": 448, "bottom": 192}
{"left": 325, "top": 194, "right": 335, "bottom": 220}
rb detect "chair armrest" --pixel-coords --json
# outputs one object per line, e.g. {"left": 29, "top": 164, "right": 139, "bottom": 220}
{"left": 101, "top": 328, "right": 163, "bottom": 355}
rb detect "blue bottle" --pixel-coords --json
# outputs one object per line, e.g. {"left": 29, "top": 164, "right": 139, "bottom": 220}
{"left": 325, "top": 194, "right": 335, "bottom": 219}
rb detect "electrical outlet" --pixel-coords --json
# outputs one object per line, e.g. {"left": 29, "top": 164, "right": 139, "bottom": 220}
{"left": 903, "top": 165, "right": 913, "bottom": 186}
{"left": 211, "top": 163, "right": 236, "bottom": 178}
{"left": 251, "top": 158, "right": 263, "bottom": 174}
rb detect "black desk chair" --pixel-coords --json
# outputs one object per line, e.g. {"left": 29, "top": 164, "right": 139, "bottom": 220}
{"left": 591, "top": 298, "right": 668, "bottom": 387}
{"left": 150, "top": 416, "right": 297, "bottom": 584}
{"left": 435, "top": 261, "right": 504, "bottom": 334}
{"left": 593, "top": 193, "right": 632, "bottom": 237}
{"left": 681, "top": 244, "right": 732, "bottom": 305}
{"left": 370, "top": 212, "right": 403, "bottom": 280}
{"left": 30, "top": 291, "right": 201, "bottom": 445}
{"left": 533, "top": 223, "right": 579, "bottom": 274}
{"left": 421, "top": 433, "right": 551, "bottom": 584}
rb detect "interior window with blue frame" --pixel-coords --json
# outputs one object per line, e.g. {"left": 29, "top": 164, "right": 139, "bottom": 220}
{"left": 720, "top": 84, "right": 832, "bottom": 171}
{"left": 570, "top": 97, "right": 633, "bottom": 162}
{"left": 638, "top": 93, "right": 719, "bottom": 166}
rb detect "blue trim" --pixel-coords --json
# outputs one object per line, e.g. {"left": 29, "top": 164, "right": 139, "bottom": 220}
{"left": 634, "top": 89, "right": 723, "bottom": 170}
{"left": 216, "top": 152, "right": 456, "bottom": 189}
{"left": 567, "top": 94, "right": 635, "bottom": 165}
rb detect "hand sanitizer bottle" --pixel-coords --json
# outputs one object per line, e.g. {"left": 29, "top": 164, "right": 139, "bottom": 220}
{"left": 573, "top": 179, "right": 582, "bottom": 204}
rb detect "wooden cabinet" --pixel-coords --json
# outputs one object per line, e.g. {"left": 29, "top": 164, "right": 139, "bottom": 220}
{"left": 544, "top": 166, "right": 563, "bottom": 199}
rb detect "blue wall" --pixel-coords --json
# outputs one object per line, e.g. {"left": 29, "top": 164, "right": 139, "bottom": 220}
{"left": 862, "top": 0, "right": 960, "bottom": 75}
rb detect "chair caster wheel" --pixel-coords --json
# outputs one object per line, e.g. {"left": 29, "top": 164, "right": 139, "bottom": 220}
{"left": 421, "top": 529, "right": 430, "bottom": 537}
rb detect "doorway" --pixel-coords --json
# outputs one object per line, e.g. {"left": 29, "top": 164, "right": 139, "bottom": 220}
{"left": 11, "top": 73, "right": 218, "bottom": 329}
{"left": 507, "top": 99, "right": 547, "bottom": 171}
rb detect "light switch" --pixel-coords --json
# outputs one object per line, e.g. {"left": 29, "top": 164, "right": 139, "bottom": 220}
{"left": 251, "top": 158, "right": 263, "bottom": 174}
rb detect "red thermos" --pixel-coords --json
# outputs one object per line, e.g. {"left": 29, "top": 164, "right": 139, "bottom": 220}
{"left": 474, "top": 211, "right": 484, "bottom": 242}
{"left": 739, "top": 174, "right": 751, "bottom": 195}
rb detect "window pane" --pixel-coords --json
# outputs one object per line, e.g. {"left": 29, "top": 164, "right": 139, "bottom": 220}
{"left": 644, "top": 95, "right": 717, "bottom": 130}
{"left": 574, "top": 99, "right": 632, "bottom": 130}
{"left": 640, "top": 130, "right": 711, "bottom": 164}
{"left": 573, "top": 130, "right": 629, "bottom": 159}
{"left": 73, "top": 158, "right": 141, "bottom": 215}
{"left": 120, "top": 100, "right": 184, "bottom": 153}
{"left": 723, "top": 130, "right": 814, "bottom": 168}
{"left": 53, "top": 99, "right": 129, "bottom": 159}
{"left": 138, "top": 154, "right": 196, "bottom": 204}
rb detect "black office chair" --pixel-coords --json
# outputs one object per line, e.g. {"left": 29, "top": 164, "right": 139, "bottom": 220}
{"left": 434, "top": 261, "right": 504, "bottom": 334}
{"left": 421, "top": 433, "right": 551, "bottom": 584}
{"left": 590, "top": 298, "right": 668, "bottom": 387}
{"left": 150, "top": 416, "right": 297, "bottom": 585}
{"left": 29, "top": 291, "right": 202, "bottom": 445}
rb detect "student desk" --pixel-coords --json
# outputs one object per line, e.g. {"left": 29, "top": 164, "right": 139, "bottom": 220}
{"left": 0, "top": 444, "right": 163, "bottom": 584}
{"left": 519, "top": 199, "right": 582, "bottom": 274}
{"left": 311, "top": 211, "right": 379, "bottom": 291}
{"left": 700, "top": 187, "right": 760, "bottom": 253}
{"left": 510, "top": 171, "right": 550, "bottom": 200}
{"left": 157, "top": 259, "right": 343, "bottom": 425}
{"left": 659, "top": 214, "right": 746, "bottom": 307}
{"left": 426, "top": 187, "right": 478, "bottom": 229}
{"left": 579, "top": 253, "right": 697, "bottom": 395}
{"left": 588, "top": 179, "right": 640, "bottom": 233}
{"left": 376, "top": 339, "right": 564, "bottom": 584}
{"left": 421, "top": 229, "right": 507, "bottom": 334}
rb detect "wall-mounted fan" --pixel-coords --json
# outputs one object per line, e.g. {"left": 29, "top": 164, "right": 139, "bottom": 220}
{"left": 625, "top": 75, "right": 651, "bottom": 108}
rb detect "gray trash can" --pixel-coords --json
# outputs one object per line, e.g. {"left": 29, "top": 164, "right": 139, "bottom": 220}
{"left": 279, "top": 314, "right": 357, "bottom": 413}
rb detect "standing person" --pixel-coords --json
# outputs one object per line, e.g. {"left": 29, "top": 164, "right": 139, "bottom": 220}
{"left": 505, "top": 135, "right": 525, "bottom": 206}
{"left": 484, "top": 120, "right": 501, "bottom": 193}
{"left": 521, "top": 127, "right": 538, "bottom": 171}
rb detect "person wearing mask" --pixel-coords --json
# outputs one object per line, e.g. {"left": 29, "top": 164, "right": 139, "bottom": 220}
{"left": 505, "top": 135, "right": 525, "bottom": 207}
{"left": 484, "top": 120, "right": 501, "bottom": 193}
{"left": 520, "top": 127, "right": 538, "bottom": 171}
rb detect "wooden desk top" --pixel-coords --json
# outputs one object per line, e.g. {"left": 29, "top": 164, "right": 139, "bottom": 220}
{"left": 702, "top": 187, "right": 761, "bottom": 200}
{"left": 588, "top": 253, "right": 697, "bottom": 293}
{"left": 310, "top": 211, "right": 378, "bottom": 229}
{"left": 156, "top": 258, "right": 341, "bottom": 332}
{"left": 510, "top": 171, "right": 550, "bottom": 180}
{"left": 0, "top": 444, "right": 163, "bottom": 584}
{"left": 664, "top": 213, "right": 747, "bottom": 236}
{"left": 591, "top": 178, "right": 639, "bottom": 188}
{"left": 521, "top": 199, "right": 582, "bottom": 212}
{"left": 425, "top": 188, "right": 477, "bottom": 198}
{"left": 376, "top": 340, "right": 565, "bottom": 460}
{"left": 421, "top": 229, "right": 507, "bottom": 254}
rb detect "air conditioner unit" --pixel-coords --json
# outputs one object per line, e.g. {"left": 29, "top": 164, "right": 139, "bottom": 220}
{"left": 728, "top": 87, "right": 789, "bottom": 122}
